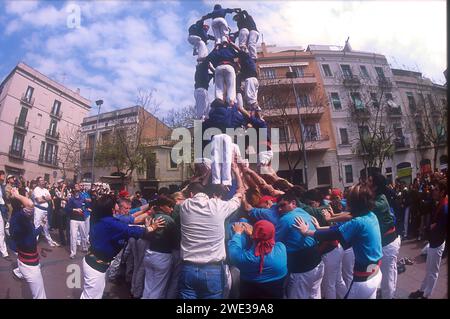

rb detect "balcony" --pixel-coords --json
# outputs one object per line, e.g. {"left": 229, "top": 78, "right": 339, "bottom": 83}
{"left": 351, "top": 105, "right": 370, "bottom": 119}
{"left": 277, "top": 134, "right": 331, "bottom": 152}
{"left": 394, "top": 136, "right": 410, "bottom": 152}
{"left": 20, "top": 94, "right": 35, "bottom": 107}
{"left": 14, "top": 118, "right": 29, "bottom": 132}
{"left": 387, "top": 107, "right": 402, "bottom": 117}
{"left": 38, "top": 154, "right": 58, "bottom": 168}
{"left": 45, "top": 129, "right": 60, "bottom": 141}
{"left": 50, "top": 111, "right": 63, "bottom": 120}
{"left": 259, "top": 73, "right": 317, "bottom": 87}
{"left": 342, "top": 74, "right": 361, "bottom": 87}
{"left": 262, "top": 105, "right": 325, "bottom": 119}
{"left": 8, "top": 146, "right": 25, "bottom": 160}
{"left": 378, "top": 77, "right": 393, "bottom": 89}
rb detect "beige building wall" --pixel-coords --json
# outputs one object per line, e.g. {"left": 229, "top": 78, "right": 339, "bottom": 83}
{"left": 0, "top": 62, "right": 91, "bottom": 183}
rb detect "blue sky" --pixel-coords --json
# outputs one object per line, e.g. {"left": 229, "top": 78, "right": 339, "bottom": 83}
{"left": 0, "top": 0, "right": 446, "bottom": 117}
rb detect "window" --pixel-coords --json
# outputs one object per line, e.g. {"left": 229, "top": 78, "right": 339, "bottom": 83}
{"left": 370, "top": 93, "right": 379, "bottom": 108}
{"left": 51, "top": 100, "right": 61, "bottom": 115}
{"left": 322, "top": 64, "right": 332, "bottom": 76}
{"left": 350, "top": 92, "right": 364, "bottom": 109}
{"left": 360, "top": 65, "right": 370, "bottom": 78}
{"left": 49, "top": 119, "right": 57, "bottom": 135}
{"left": 339, "top": 128, "right": 349, "bottom": 145}
{"left": 86, "top": 134, "right": 95, "bottom": 149}
{"left": 375, "top": 66, "right": 385, "bottom": 79}
{"left": 261, "top": 68, "right": 276, "bottom": 79}
{"left": 304, "top": 124, "right": 320, "bottom": 141}
{"left": 294, "top": 66, "right": 305, "bottom": 78}
{"left": 25, "top": 86, "right": 34, "bottom": 101}
{"left": 11, "top": 132, "right": 24, "bottom": 152}
{"left": 278, "top": 126, "right": 290, "bottom": 143}
{"left": 18, "top": 107, "right": 28, "bottom": 126}
{"left": 341, "top": 65, "right": 353, "bottom": 78}
{"left": 297, "top": 94, "right": 309, "bottom": 107}
{"left": 331, "top": 93, "right": 342, "bottom": 110}
{"left": 147, "top": 153, "right": 156, "bottom": 179}
{"left": 45, "top": 143, "right": 55, "bottom": 162}
{"left": 169, "top": 154, "right": 178, "bottom": 169}
{"left": 358, "top": 125, "right": 370, "bottom": 139}
{"left": 317, "top": 166, "right": 332, "bottom": 185}
{"left": 344, "top": 165, "right": 353, "bottom": 183}
{"left": 101, "top": 131, "right": 111, "bottom": 144}
{"left": 406, "top": 92, "right": 416, "bottom": 111}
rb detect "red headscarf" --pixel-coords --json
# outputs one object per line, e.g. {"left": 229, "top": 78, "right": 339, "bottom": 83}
{"left": 252, "top": 220, "right": 276, "bottom": 274}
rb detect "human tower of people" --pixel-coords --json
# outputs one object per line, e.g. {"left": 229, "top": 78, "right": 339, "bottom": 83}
{"left": 1, "top": 4, "right": 447, "bottom": 300}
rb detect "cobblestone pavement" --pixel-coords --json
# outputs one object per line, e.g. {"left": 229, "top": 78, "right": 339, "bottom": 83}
{"left": 0, "top": 231, "right": 447, "bottom": 299}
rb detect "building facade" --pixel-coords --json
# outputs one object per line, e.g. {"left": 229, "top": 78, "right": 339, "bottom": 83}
{"left": 80, "top": 106, "right": 189, "bottom": 195}
{"left": 256, "top": 43, "right": 338, "bottom": 190}
{"left": 0, "top": 62, "right": 91, "bottom": 183}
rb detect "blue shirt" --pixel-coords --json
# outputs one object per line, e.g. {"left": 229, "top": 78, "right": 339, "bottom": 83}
{"left": 228, "top": 233, "right": 287, "bottom": 283}
{"left": 113, "top": 214, "right": 135, "bottom": 224}
{"left": 195, "top": 61, "right": 213, "bottom": 89}
{"left": 9, "top": 209, "right": 42, "bottom": 253}
{"left": 206, "top": 45, "right": 238, "bottom": 68}
{"left": 338, "top": 212, "right": 382, "bottom": 267}
{"left": 204, "top": 105, "right": 248, "bottom": 133}
{"left": 249, "top": 204, "right": 279, "bottom": 225}
{"left": 238, "top": 50, "right": 257, "bottom": 79}
{"left": 80, "top": 192, "right": 91, "bottom": 218}
{"left": 90, "top": 216, "right": 145, "bottom": 262}
{"left": 129, "top": 207, "right": 141, "bottom": 215}
{"left": 203, "top": 8, "right": 234, "bottom": 19}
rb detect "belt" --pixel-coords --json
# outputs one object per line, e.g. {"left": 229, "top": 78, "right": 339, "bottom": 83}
{"left": 35, "top": 204, "right": 48, "bottom": 211}
{"left": 353, "top": 261, "right": 381, "bottom": 282}
{"left": 182, "top": 260, "right": 224, "bottom": 266}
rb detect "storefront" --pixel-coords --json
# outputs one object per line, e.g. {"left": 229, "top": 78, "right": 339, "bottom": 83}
{"left": 396, "top": 162, "right": 412, "bottom": 185}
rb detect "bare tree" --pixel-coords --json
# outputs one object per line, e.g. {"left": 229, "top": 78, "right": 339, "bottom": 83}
{"left": 58, "top": 125, "right": 82, "bottom": 181}
{"left": 136, "top": 88, "right": 161, "bottom": 115}
{"left": 163, "top": 105, "right": 197, "bottom": 128}
{"left": 259, "top": 78, "right": 329, "bottom": 184}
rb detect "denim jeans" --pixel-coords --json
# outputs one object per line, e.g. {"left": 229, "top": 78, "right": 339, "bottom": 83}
{"left": 178, "top": 263, "right": 225, "bottom": 299}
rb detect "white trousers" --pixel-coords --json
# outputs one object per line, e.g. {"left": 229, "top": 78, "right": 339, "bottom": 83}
{"left": 211, "top": 134, "right": 233, "bottom": 186}
{"left": 188, "top": 35, "right": 208, "bottom": 59}
{"left": 341, "top": 247, "right": 355, "bottom": 294}
{"left": 85, "top": 215, "right": 90, "bottom": 243}
{"left": 166, "top": 250, "right": 183, "bottom": 299}
{"left": 420, "top": 241, "right": 445, "bottom": 298}
{"left": 18, "top": 260, "right": 47, "bottom": 299}
{"left": 346, "top": 270, "right": 382, "bottom": 299}
{"left": 142, "top": 249, "right": 173, "bottom": 299}
{"left": 236, "top": 92, "right": 244, "bottom": 109}
{"left": 243, "top": 77, "right": 259, "bottom": 106}
{"left": 129, "top": 238, "right": 149, "bottom": 298}
{"left": 322, "top": 245, "right": 346, "bottom": 299}
{"left": 80, "top": 257, "right": 106, "bottom": 299}
{"left": 0, "top": 214, "right": 8, "bottom": 257}
{"left": 215, "top": 64, "right": 236, "bottom": 105}
{"left": 286, "top": 261, "right": 324, "bottom": 299}
{"left": 211, "top": 17, "right": 229, "bottom": 44}
{"left": 238, "top": 28, "right": 259, "bottom": 59}
{"left": 403, "top": 206, "right": 410, "bottom": 237}
{"left": 194, "top": 88, "right": 209, "bottom": 119}
{"left": 380, "top": 236, "right": 401, "bottom": 299}
{"left": 34, "top": 208, "right": 54, "bottom": 244}
{"left": 70, "top": 220, "right": 88, "bottom": 257}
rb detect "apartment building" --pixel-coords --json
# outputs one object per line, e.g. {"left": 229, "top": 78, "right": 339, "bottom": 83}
{"left": 256, "top": 43, "right": 338, "bottom": 190}
{"left": 0, "top": 62, "right": 91, "bottom": 183}
{"left": 307, "top": 44, "right": 422, "bottom": 186}
{"left": 80, "top": 106, "right": 189, "bottom": 194}
{"left": 392, "top": 68, "right": 447, "bottom": 174}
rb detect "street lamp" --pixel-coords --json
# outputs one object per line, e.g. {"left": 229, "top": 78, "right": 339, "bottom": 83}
{"left": 91, "top": 99, "right": 103, "bottom": 184}
{"left": 286, "top": 68, "right": 309, "bottom": 189}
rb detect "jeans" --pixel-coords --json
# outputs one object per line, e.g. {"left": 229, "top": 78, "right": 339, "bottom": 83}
{"left": 178, "top": 263, "right": 225, "bottom": 299}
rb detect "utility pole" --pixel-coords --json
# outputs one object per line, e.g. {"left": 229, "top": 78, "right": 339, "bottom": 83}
{"left": 91, "top": 99, "right": 103, "bottom": 185}
{"left": 286, "top": 67, "right": 308, "bottom": 189}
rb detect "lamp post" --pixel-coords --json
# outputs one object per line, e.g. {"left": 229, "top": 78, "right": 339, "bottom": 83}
{"left": 91, "top": 99, "right": 103, "bottom": 184}
{"left": 286, "top": 68, "right": 308, "bottom": 189}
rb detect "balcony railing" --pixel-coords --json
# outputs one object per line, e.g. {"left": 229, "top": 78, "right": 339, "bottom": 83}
{"left": 38, "top": 154, "right": 58, "bottom": 167}
{"left": 45, "top": 129, "right": 60, "bottom": 141}
{"left": 258, "top": 73, "right": 317, "bottom": 86}
{"left": 50, "top": 111, "right": 63, "bottom": 120}
{"left": 20, "top": 94, "right": 35, "bottom": 107}
{"left": 351, "top": 105, "right": 370, "bottom": 118}
{"left": 394, "top": 136, "right": 410, "bottom": 151}
{"left": 342, "top": 74, "right": 361, "bottom": 87}
{"left": 262, "top": 105, "right": 325, "bottom": 118}
{"left": 387, "top": 107, "right": 402, "bottom": 117}
{"left": 14, "top": 117, "right": 29, "bottom": 131}
{"left": 8, "top": 146, "right": 25, "bottom": 159}
{"left": 378, "top": 77, "right": 393, "bottom": 88}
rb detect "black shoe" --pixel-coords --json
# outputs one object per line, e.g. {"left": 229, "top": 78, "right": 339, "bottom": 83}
{"left": 409, "top": 290, "right": 424, "bottom": 299}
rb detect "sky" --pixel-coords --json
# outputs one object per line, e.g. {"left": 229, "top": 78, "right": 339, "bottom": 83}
{"left": 0, "top": 0, "right": 446, "bottom": 118}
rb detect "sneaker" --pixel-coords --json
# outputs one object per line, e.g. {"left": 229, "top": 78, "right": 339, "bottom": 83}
{"left": 12, "top": 268, "right": 24, "bottom": 280}
{"left": 409, "top": 290, "right": 424, "bottom": 299}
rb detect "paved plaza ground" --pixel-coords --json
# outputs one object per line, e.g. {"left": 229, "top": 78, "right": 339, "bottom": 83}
{"left": 0, "top": 230, "right": 447, "bottom": 299}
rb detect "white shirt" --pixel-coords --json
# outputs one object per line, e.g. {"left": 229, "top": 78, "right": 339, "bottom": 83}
{"left": 180, "top": 192, "right": 241, "bottom": 263}
{"left": 33, "top": 186, "right": 50, "bottom": 209}
{"left": 0, "top": 184, "right": 4, "bottom": 205}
